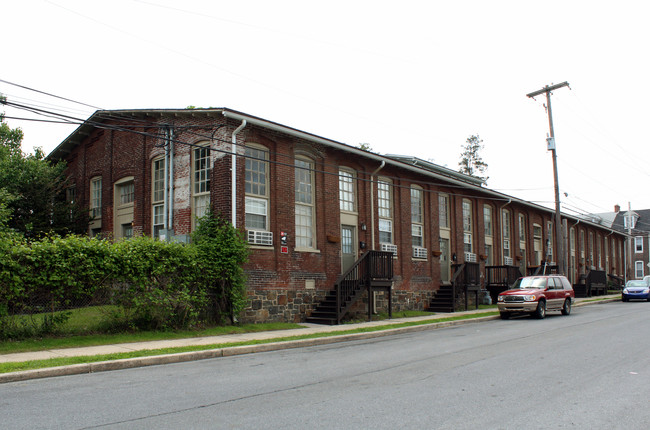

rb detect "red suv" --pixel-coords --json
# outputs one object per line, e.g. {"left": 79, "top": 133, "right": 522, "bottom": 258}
{"left": 497, "top": 275, "right": 575, "bottom": 319}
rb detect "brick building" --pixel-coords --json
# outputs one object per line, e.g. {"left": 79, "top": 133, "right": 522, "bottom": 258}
{"left": 48, "top": 108, "right": 627, "bottom": 322}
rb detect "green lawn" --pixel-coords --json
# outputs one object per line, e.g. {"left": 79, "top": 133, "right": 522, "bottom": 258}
{"left": 1, "top": 305, "right": 302, "bottom": 355}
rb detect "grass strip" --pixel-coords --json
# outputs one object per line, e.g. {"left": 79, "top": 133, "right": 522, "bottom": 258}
{"left": 0, "top": 311, "right": 498, "bottom": 374}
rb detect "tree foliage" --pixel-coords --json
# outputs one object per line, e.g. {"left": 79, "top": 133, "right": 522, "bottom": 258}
{"left": 458, "top": 134, "right": 488, "bottom": 184}
{"left": 0, "top": 101, "right": 88, "bottom": 237}
{"left": 0, "top": 212, "right": 250, "bottom": 339}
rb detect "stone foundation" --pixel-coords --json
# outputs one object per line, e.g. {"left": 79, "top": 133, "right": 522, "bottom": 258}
{"left": 240, "top": 288, "right": 438, "bottom": 323}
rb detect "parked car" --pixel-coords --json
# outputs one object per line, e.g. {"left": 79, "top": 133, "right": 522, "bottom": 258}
{"left": 622, "top": 279, "right": 650, "bottom": 302}
{"left": 497, "top": 275, "right": 575, "bottom": 319}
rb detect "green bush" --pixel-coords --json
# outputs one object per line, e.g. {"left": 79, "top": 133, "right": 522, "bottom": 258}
{"left": 0, "top": 212, "right": 250, "bottom": 339}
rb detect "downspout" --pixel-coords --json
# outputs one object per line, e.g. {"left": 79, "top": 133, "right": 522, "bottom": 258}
{"left": 370, "top": 160, "right": 386, "bottom": 250}
{"left": 230, "top": 120, "right": 247, "bottom": 227}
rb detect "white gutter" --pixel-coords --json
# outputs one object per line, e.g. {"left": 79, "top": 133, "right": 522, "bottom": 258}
{"left": 229, "top": 119, "right": 247, "bottom": 227}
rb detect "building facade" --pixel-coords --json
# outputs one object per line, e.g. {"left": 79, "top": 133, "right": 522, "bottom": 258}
{"left": 49, "top": 108, "right": 627, "bottom": 322}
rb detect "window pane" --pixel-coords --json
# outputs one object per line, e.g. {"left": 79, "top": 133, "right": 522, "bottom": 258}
{"left": 484, "top": 206, "right": 492, "bottom": 236}
{"left": 411, "top": 188, "right": 422, "bottom": 223}
{"left": 246, "top": 147, "right": 269, "bottom": 196}
{"left": 90, "top": 178, "right": 102, "bottom": 218}
{"left": 193, "top": 147, "right": 211, "bottom": 194}
{"left": 246, "top": 197, "right": 267, "bottom": 230}
{"left": 119, "top": 182, "right": 134, "bottom": 205}
{"left": 339, "top": 170, "right": 355, "bottom": 211}
{"left": 378, "top": 181, "right": 391, "bottom": 218}
{"left": 439, "top": 195, "right": 449, "bottom": 228}
{"left": 153, "top": 158, "right": 165, "bottom": 203}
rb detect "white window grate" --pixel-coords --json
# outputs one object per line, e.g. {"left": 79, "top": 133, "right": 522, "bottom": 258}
{"left": 247, "top": 230, "right": 273, "bottom": 246}
{"left": 464, "top": 252, "right": 477, "bottom": 263}
{"left": 413, "top": 247, "right": 428, "bottom": 259}
{"left": 381, "top": 243, "right": 398, "bottom": 256}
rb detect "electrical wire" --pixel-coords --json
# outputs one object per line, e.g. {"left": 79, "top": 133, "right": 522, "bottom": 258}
{"left": 2, "top": 83, "right": 625, "bottom": 221}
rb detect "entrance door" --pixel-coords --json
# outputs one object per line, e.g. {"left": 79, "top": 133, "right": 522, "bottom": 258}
{"left": 341, "top": 225, "right": 357, "bottom": 274}
{"left": 440, "top": 238, "right": 450, "bottom": 282}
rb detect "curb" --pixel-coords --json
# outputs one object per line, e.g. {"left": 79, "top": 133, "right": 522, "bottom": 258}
{"left": 0, "top": 297, "right": 620, "bottom": 384}
{"left": 0, "top": 315, "right": 498, "bottom": 384}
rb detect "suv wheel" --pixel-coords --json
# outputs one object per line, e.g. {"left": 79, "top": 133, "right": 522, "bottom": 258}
{"left": 561, "top": 298, "right": 571, "bottom": 315}
{"left": 533, "top": 300, "right": 546, "bottom": 319}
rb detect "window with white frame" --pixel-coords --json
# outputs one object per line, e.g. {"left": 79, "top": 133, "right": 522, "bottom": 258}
{"left": 518, "top": 213, "right": 526, "bottom": 242}
{"left": 462, "top": 199, "right": 473, "bottom": 254}
{"left": 502, "top": 209, "right": 511, "bottom": 261}
{"left": 192, "top": 144, "right": 211, "bottom": 224}
{"left": 411, "top": 187, "right": 424, "bottom": 248}
{"left": 152, "top": 157, "right": 165, "bottom": 238}
{"left": 245, "top": 145, "right": 270, "bottom": 231}
{"left": 588, "top": 232, "right": 594, "bottom": 267}
{"left": 378, "top": 178, "right": 393, "bottom": 244}
{"left": 90, "top": 177, "right": 102, "bottom": 219}
{"left": 484, "top": 205, "right": 493, "bottom": 265}
{"left": 295, "top": 157, "right": 315, "bottom": 249}
{"left": 439, "top": 194, "right": 449, "bottom": 229}
{"left": 635, "top": 236, "right": 643, "bottom": 253}
{"left": 484, "top": 205, "right": 493, "bottom": 237}
{"left": 118, "top": 182, "right": 134, "bottom": 206}
{"left": 636, "top": 261, "right": 644, "bottom": 278}
{"left": 597, "top": 234, "right": 602, "bottom": 269}
{"left": 339, "top": 169, "right": 356, "bottom": 212}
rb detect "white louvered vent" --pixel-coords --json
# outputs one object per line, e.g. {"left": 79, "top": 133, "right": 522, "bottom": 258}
{"left": 413, "top": 247, "right": 428, "bottom": 259}
{"left": 380, "top": 243, "right": 398, "bottom": 256}
{"left": 247, "top": 230, "right": 273, "bottom": 246}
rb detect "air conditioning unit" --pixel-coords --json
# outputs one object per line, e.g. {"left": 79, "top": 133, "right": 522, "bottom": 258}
{"left": 380, "top": 243, "right": 398, "bottom": 256}
{"left": 413, "top": 247, "right": 428, "bottom": 259}
{"left": 247, "top": 230, "right": 273, "bottom": 246}
{"left": 464, "top": 252, "right": 477, "bottom": 263}
{"left": 504, "top": 256, "right": 514, "bottom": 266}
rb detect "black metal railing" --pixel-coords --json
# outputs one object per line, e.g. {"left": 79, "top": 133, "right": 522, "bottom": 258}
{"left": 335, "top": 250, "right": 393, "bottom": 323}
{"left": 586, "top": 269, "right": 608, "bottom": 296}
{"left": 450, "top": 262, "right": 480, "bottom": 311}
{"left": 485, "top": 265, "right": 522, "bottom": 303}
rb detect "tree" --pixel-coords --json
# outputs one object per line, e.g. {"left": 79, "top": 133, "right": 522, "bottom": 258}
{"left": 0, "top": 98, "right": 88, "bottom": 237}
{"left": 357, "top": 143, "right": 374, "bottom": 152}
{"left": 458, "top": 134, "right": 488, "bottom": 184}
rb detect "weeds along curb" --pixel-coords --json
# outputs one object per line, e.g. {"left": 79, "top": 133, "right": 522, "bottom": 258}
{"left": 0, "top": 315, "right": 498, "bottom": 384}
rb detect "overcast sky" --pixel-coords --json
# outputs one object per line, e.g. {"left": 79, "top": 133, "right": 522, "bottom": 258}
{"left": 3, "top": 0, "right": 650, "bottom": 218}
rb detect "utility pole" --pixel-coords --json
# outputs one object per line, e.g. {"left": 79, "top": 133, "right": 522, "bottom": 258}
{"left": 526, "top": 81, "right": 570, "bottom": 275}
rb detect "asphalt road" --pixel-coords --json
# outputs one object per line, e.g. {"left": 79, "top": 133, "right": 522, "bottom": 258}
{"left": 2, "top": 301, "right": 650, "bottom": 429}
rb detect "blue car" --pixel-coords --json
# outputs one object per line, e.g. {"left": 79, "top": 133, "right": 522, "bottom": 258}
{"left": 622, "top": 280, "right": 650, "bottom": 302}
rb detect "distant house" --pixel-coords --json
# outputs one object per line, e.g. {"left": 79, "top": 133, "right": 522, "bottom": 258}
{"left": 597, "top": 205, "right": 650, "bottom": 281}
{"left": 48, "top": 108, "right": 628, "bottom": 323}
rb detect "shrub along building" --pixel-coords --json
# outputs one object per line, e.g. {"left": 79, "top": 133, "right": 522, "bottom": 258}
{"left": 48, "top": 108, "right": 627, "bottom": 324}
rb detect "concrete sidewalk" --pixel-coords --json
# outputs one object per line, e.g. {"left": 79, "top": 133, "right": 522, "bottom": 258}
{"left": 0, "top": 295, "right": 619, "bottom": 383}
